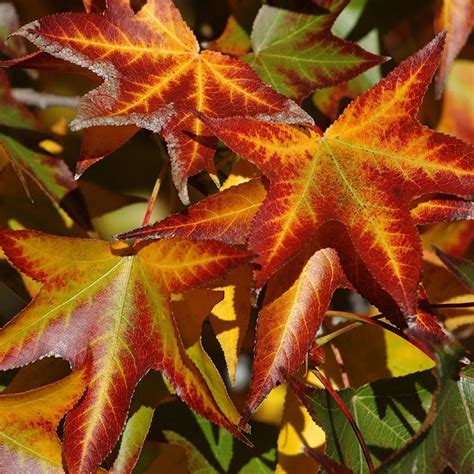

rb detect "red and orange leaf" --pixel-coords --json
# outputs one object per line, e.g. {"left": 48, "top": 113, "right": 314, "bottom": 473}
{"left": 421, "top": 221, "right": 474, "bottom": 256}
{"left": 208, "top": 15, "right": 252, "bottom": 57}
{"left": 120, "top": 180, "right": 472, "bottom": 249}
{"left": 0, "top": 230, "right": 249, "bottom": 473}
{"left": 438, "top": 60, "right": 474, "bottom": 144}
{"left": 434, "top": 0, "right": 474, "bottom": 97}
{"left": 411, "top": 197, "right": 474, "bottom": 224}
{"left": 203, "top": 33, "right": 474, "bottom": 316}
{"left": 0, "top": 364, "right": 88, "bottom": 473}
{"left": 243, "top": 0, "right": 385, "bottom": 102}
{"left": 11, "top": 0, "right": 310, "bottom": 203}
{"left": 77, "top": 125, "right": 139, "bottom": 178}
{"left": 245, "top": 248, "right": 349, "bottom": 417}
{"left": 119, "top": 178, "right": 266, "bottom": 245}
{"left": 83, "top": 0, "right": 107, "bottom": 14}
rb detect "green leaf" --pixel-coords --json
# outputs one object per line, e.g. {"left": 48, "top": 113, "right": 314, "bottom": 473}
{"left": 435, "top": 248, "right": 474, "bottom": 292}
{"left": 380, "top": 364, "right": 474, "bottom": 474}
{"left": 299, "top": 371, "right": 436, "bottom": 472}
{"left": 111, "top": 407, "right": 154, "bottom": 474}
{"left": 244, "top": 0, "right": 384, "bottom": 101}
{"left": 239, "top": 449, "right": 276, "bottom": 474}
{"left": 0, "top": 133, "right": 76, "bottom": 203}
{"left": 194, "top": 413, "right": 234, "bottom": 472}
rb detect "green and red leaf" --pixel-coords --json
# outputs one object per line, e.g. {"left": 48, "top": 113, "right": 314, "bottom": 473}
{"left": 244, "top": 0, "right": 385, "bottom": 102}
{"left": 0, "top": 230, "right": 249, "bottom": 472}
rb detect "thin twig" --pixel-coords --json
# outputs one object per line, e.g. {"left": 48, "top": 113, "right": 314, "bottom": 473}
{"left": 316, "top": 322, "right": 363, "bottom": 346}
{"left": 325, "top": 311, "right": 435, "bottom": 361}
{"left": 431, "top": 301, "right": 474, "bottom": 309}
{"left": 11, "top": 88, "right": 80, "bottom": 109}
{"left": 141, "top": 160, "right": 169, "bottom": 228}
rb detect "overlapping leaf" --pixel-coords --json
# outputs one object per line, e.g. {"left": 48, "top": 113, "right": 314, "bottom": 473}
{"left": 201, "top": 33, "right": 474, "bottom": 316}
{"left": 0, "top": 3, "right": 26, "bottom": 58}
{"left": 243, "top": 0, "right": 384, "bottom": 102}
{"left": 294, "top": 370, "right": 437, "bottom": 472}
{"left": 438, "top": 60, "right": 474, "bottom": 144}
{"left": 0, "top": 230, "right": 249, "bottom": 473}
{"left": 10, "top": 0, "right": 310, "bottom": 202}
{"left": 381, "top": 365, "right": 474, "bottom": 473}
{"left": 0, "top": 71, "right": 76, "bottom": 206}
{"left": 121, "top": 179, "right": 473, "bottom": 244}
{"left": 0, "top": 364, "right": 88, "bottom": 473}
{"left": 434, "top": 0, "right": 474, "bottom": 97}
{"left": 244, "top": 247, "right": 349, "bottom": 417}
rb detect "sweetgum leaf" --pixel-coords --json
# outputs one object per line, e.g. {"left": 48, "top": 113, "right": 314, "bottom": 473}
{"left": 0, "top": 230, "right": 249, "bottom": 473}
{"left": 122, "top": 180, "right": 471, "bottom": 244}
{"left": 244, "top": 0, "right": 385, "bottom": 102}
{"left": 380, "top": 364, "right": 474, "bottom": 473}
{"left": 0, "top": 364, "right": 88, "bottom": 473}
{"left": 294, "top": 370, "right": 437, "bottom": 472}
{"left": 10, "top": 0, "right": 310, "bottom": 203}
{"left": 203, "top": 33, "right": 474, "bottom": 316}
{"left": 119, "top": 178, "right": 266, "bottom": 245}
{"left": 411, "top": 197, "right": 474, "bottom": 224}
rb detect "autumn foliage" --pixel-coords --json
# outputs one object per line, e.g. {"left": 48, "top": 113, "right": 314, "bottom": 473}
{"left": 0, "top": 0, "right": 473, "bottom": 473}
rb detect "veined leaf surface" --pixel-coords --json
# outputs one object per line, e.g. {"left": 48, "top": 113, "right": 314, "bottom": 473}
{"left": 203, "top": 33, "right": 474, "bottom": 316}
{"left": 244, "top": 0, "right": 384, "bottom": 102}
{"left": 0, "top": 230, "right": 249, "bottom": 472}
{"left": 0, "top": 365, "right": 88, "bottom": 473}
{"left": 11, "top": 0, "right": 310, "bottom": 202}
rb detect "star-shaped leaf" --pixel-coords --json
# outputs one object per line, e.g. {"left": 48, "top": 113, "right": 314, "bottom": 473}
{"left": 0, "top": 364, "right": 88, "bottom": 473}
{"left": 202, "top": 33, "right": 474, "bottom": 316}
{"left": 0, "top": 230, "right": 249, "bottom": 473}
{"left": 11, "top": 0, "right": 310, "bottom": 202}
{"left": 243, "top": 0, "right": 385, "bottom": 102}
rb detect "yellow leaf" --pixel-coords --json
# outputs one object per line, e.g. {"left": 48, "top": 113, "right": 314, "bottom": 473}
{"left": 209, "top": 265, "right": 253, "bottom": 384}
